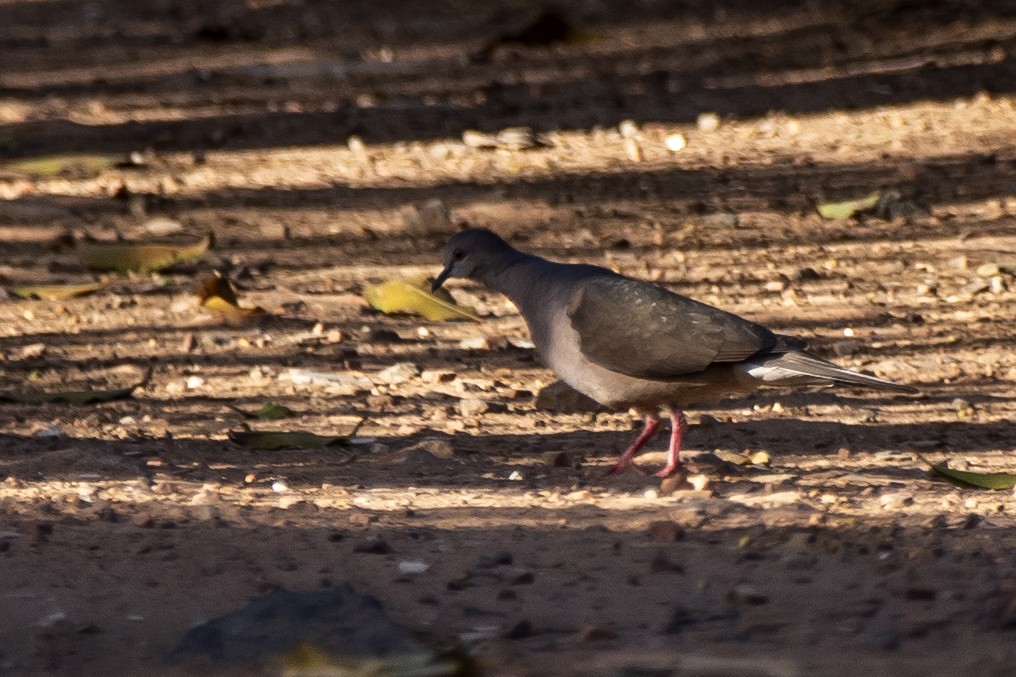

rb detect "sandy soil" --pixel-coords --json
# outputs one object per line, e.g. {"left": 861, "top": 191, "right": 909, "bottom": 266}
{"left": 2, "top": 1, "right": 1016, "bottom": 675}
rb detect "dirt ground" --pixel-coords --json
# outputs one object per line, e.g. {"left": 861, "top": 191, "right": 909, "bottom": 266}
{"left": 2, "top": 0, "right": 1016, "bottom": 675}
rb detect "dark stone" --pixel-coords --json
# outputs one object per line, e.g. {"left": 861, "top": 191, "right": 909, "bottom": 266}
{"left": 167, "top": 586, "right": 420, "bottom": 665}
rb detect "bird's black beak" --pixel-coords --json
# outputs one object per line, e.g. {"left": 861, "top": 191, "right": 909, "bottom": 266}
{"left": 431, "top": 265, "right": 452, "bottom": 291}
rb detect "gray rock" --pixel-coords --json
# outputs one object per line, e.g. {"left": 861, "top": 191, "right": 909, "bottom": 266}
{"left": 167, "top": 587, "right": 419, "bottom": 666}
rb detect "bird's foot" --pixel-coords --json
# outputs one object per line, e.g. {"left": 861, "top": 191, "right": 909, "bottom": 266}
{"left": 605, "top": 462, "right": 626, "bottom": 476}
{"left": 605, "top": 415, "right": 661, "bottom": 476}
{"left": 652, "top": 409, "right": 686, "bottom": 478}
{"left": 605, "top": 459, "right": 649, "bottom": 476}
{"left": 653, "top": 461, "right": 681, "bottom": 478}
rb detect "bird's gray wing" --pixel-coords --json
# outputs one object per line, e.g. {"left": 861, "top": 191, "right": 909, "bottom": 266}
{"left": 566, "top": 275, "right": 803, "bottom": 378}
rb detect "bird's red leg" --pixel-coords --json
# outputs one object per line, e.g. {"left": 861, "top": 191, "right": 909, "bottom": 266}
{"left": 606, "top": 416, "right": 660, "bottom": 476}
{"left": 655, "top": 410, "right": 686, "bottom": 478}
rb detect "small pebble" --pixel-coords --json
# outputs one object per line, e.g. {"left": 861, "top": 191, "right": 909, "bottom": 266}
{"left": 376, "top": 362, "right": 419, "bottom": 385}
{"left": 459, "top": 336, "right": 489, "bottom": 350}
{"left": 664, "top": 133, "right": 687, "bottom": 152}
{"left": 647, "top": 520, "right": 685, "bottom": 543}
{"left": 688, "top": 474, "right": 709, "bottom": 491}
{"left": 398, "top": 560, "right": 430, "bottom": 574}
{"left": 696, "top": 112, "right": 721, "bottom": 132}
{"left": 542, "top": 451, "right": 573, "bottom": 467}
{"left": 348, "top": 512, "right": 376, "bottom": 527}
{"left": 618, "top": 119, "right": 640, "bottom": 138}
{"left": 728, "top": 584, "right": 768, "bottom": 605}
{"left": 347, "top": 135, "right": 368, "bottom": 158}
{"left": 458, "top": 397, "right": 489, "bottom": 418}
{"left": 976, "top": 262, "right": 1001, "bottom": 276}
{"left": 19, "top": 343, "right": 46, "bottom": 359}
{"left": 623, "top": 137, "right": 643, "bottom": 162}
{"left": 659, "top": 475, "right": 684, "bottom": 496}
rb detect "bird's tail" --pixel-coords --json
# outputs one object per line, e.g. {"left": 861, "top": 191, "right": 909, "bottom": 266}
{"left": 747, "top": 351, "right": 918, "bottom": 394}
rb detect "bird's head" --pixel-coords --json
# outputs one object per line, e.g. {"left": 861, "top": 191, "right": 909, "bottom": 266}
{"left": 432, "top": 228, "right": 522, "bottom": 291}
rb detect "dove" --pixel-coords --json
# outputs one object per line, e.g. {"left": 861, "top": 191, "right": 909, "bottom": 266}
{"left": 433, "top": 229, "right": 916, "bottom": 477}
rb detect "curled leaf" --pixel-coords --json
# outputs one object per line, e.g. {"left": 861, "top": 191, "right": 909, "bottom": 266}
{"left": 9, "top": 281, "right": 104, "bottom": 300}
{"left": 196, "top": 274, "right": 265, "bottom": 317}
{"left": 817, "top": 192, "right": 880, "bottom": 220}
{"left": 78, "top": 232, "right": 214, "bottom": 273}
{"left": 364, "top": 275, "right": 479, "bottom": 322}
{"left": 919, "top": 455, "right": 1016, "bottom": 490}
{"left": 229, "top": 431, "right": 349, "bottom": 450}
{"left": 0, "top": 369, "right": 150, "bottom": 405}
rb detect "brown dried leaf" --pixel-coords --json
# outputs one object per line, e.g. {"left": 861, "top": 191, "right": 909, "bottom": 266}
{"left": 196, "top": 274, "right": 265, "bottom": 317}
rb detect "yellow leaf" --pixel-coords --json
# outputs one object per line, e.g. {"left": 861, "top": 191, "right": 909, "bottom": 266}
{"left": 78, "top": 232, "right": 214, "bottom": 273}
{"left": 817, "top": 192, "right": 880, "bottom": 220}
{"left": 364, "top": 277, "right": 480, "bottom": 322}
{"left": 281, "top": 644, "right": 472, "bottom": 677}
{"left": 4, "top": 153, "right": 119, "bottom": 178}
{"left": 9, "top": 281, "right": 105, "bottom": 300}
{"left": 281, "top": 644, "right": 342, "bottom": 674}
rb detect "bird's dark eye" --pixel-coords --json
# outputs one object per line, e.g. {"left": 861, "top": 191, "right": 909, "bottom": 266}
{"left": 452, "top": 248, "right": 465, "bottom": 261}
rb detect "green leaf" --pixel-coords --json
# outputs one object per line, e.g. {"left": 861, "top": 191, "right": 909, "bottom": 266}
{"left": 4, "top": 153, "right": 120, "bottom": 178}
{"left": 228, "top": 431, "right": 349, "bottom": 450}
{"left": 0, "top": 370, "right": 149, "bottom": 404}
{"left": 9, "top": 281, "right": 105, "bottom": 300}
{"left": 364, "top": 275, "right": 480, "bottom": 322}
{"left": 77, "top": 232, "right": 214, "bottom": 273}
{"left": 257, "top": 402, "right": 296, "bottom": 420}
{"left": 919, "top": 455, "right": 1016, "bottom": 490}
{"left": 228, "top": 402, "right": 296, "bottom": 420}
{"left": 817, "top": 192, "right": 881, "bottom": 220}
{"left": 0, "top": 386, "right": 136, "bottom": 405}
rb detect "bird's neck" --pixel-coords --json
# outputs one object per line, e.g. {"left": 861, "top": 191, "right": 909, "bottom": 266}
{"left": 478, "top": 250, "right": 536, "bottom": 296}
